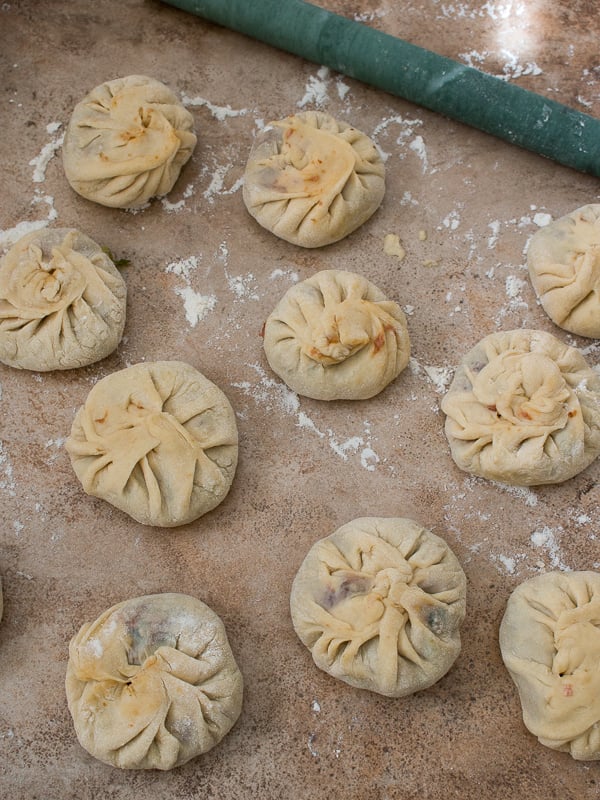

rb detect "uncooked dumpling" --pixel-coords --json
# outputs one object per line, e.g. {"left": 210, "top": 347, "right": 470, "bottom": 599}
{"left": 527, "top": 205, "right": 600, "bottom": 338}
{"left": 263, "top": 270, "right": 410, "bottom": 400}
{"left": 441, "top": 329, "right": 600, "bottom": 486}
{"left": 290, "top": 517, "right": 467, "bottom": 697}
{"left": 500, "top": 571, "right": 600, "bottom": 760}
{"left": 243, "top": 111, "right": 385, "bottom": 247}
{"left": 66, "top": 361, "right": 238, "bottom": 527}
{"left": 66, "top": 593, "right": 243, "bottom": 770}
{"left": 62, "top": 75, "right": 196, "bottom": 208}
{"left": 0, "top": 228, "right": 126, "bottom": 371}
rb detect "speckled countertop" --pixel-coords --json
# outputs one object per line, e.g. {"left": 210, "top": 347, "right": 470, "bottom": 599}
{"left": 0, "top": 1, "right": 599, "bottom": 798}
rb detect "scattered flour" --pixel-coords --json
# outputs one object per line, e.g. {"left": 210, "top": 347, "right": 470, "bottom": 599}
{"left": 311, "top": 700, "right": 321, "bottom": 713}
{"left": 203, "top": 163, "right": 244, "bottom": 203}
{"left": 165, "top": 255, "right": 217, "bottom": 327}
{"left": 0, "top": 441, "right": 16, "bottom": 497}
{"left": 298, "top": 66, "right": 331, "bottom": 108}
{"left": 233, "top": 365, "right": 381, "bottom": 470}
{"left": 269, "top": 268, "right": 299, "bottom": 283}
{"left": 227, "top": 272, "right": 259, "bottom": 301}
{"left": 410, "top": 359, "right": 454, "bottom": 394}
{"left": 409, "top": 135, "right": 429, "bottom": 173}
{"left": 0, "top": 191, "right": 58, "bottom": 252}
{"left": 530, "top": 526, "right": 570, "bottom": 571}
{"left": 161, "top": 183, "right": 195, "bottom": 213}
{"left": 533, "top": 212, "right": 552, "bottom": 227}
{"left": 29, "top": 123, "right": 64, "bottom": 183}
{"left": 181, "top": 94, "right": 249, "bottom": 121}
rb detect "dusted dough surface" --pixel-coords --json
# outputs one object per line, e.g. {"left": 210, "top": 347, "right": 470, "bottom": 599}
{"left": 66, "top": 593, "right": 243, "bottom": 770}
{"left": 499, "top": 571, "right": 600, "bottom": 761}
{"left": 441, "top": 329, "right": 600, "bottom": 486}
{"left": 0, "top": 228, "right": 126, "bottom": 371}
{"left": 527, "top": 205, "right": 600, "bottom": 338}
{"left": 263, "top": 269, "right": 410, "bottom": 400}
{"left": 242, "top": 111, "right": 385, "bottom": 247}
{"left": 66, "top": 361, "right": 238, "bottom": 527}
{"left": 290, "top": 517, "right": 467, "bottom": 697}
{"left": 62, "top": 75, "right": 197, "bottom": 208}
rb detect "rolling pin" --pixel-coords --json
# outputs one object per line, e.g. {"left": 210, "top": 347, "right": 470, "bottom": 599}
{"left": 160, "top": 0, "right": 600, "bottom": 177}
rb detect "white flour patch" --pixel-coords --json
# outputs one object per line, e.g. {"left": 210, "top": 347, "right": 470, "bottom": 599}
{"left": 492, "top": 552, "right": 528, "bottom": 575}
{"left": 494, "top": 272, "right": 529, "bottom": 323}
{"left": 166, "top": 255, "right": 200, "bottom": 282}
{"left": 161, "top": 183, "right": 195, "bottom": 212}
{"left": 203, "top": 163, "right": 244, "bottom": 203}
{"left": 533, "top": 212, "right": 552, "bottom": 227}
{"left": 181, "top": 94, "right": 249, "bottom": 121}
{"left": 269, "top": 268, "right": 299, "bottom": 283}
{"left": 409, "top": 136, "right": 429, "bottom": 173}
{"left": 530, "top": 526, "right": 570, "bottom": 571}
{"left": 0, "top": 191, "right": 58, "bottom": 252}
{"left": 489, "top": 481, "right": 539, "bottom": 507}
{"left": 411, "top": 358, "right": 454, "bottom": 393}
{"left": 440, "top": 210, "right": 461, "bottom": 232}
{"left": 165, "top": 255, "right": 217, "bottom": 327}
{"left": 298, "top": 66, "right": 330, "bottom": 108}
{"left": 336, "top": 78, "right": 351, "bottom": 100}
{"left": 175, "top": 287, "right": 217, "bottom": 327}
{"left": 0, "top": 441, "right": 16, "bottom": 497}
{"left": 311, "top": 699, "right": 321, "bottom": 713}
{"left": 45, "top": 437, "right": 66, "bottom": 463}
{"left": 227, "top": 272, "right": 259, "bottom": 301}
{"left": 372, "top": 114, "right": 424, "bottom": 162}
{"left": 308, "top": 733, "right": 319, "bottom": 758}
{"left": 29, "top": 124, "right": 64, "bottom": 183}
{"left": 488, "top": 220, "right": 501, "bottom": 249}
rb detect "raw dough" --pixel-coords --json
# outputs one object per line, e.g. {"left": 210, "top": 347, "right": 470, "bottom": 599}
{"left": 263, "top": 269, "right": 410, "bottom": 400}
{"left": 0, "top": 228, "right": 126, "bottom": 371}
{"left": 527, "top": 205, "right": 600, "bottom": 338}
{"left": 499, "top": 571, "right": 600, "bottom": 760}
{"left": 66, "top": 361, "right": 238, "bottom": 527}
{"left": 290, "top": 517, "right": 466, "bottom": 697}
{"left": 243, "top": 111, "right": 385, "bottom": 247}
{"left": 62, "top": 75, "right": 196, "bottom": 208}
{"left": 66, "top": 593, "right": 243, "bottom": 770}
{"left": 441, "top": 329, "right": 600, "bottom": 485}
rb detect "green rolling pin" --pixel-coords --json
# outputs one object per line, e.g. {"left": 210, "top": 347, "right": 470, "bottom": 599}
{"left": 161, "top": 0, "right": 600, "bottom": 177}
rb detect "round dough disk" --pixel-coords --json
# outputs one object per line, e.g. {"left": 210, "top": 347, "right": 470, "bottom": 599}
{"left": 243, "top": 111, "right": 385, "bottom": 247}
{"left": 500, "top": 571, "right": 600, "bottom": 760}
{"left": 62, "top": 75, "right": 197, "bottom": 208}
{"left": 66, "top": 361, "right": 238, "bottom": 527}
{"left": 263, "top": 269, "right": 410, "bottom": 400}
{"left": 0, "top": 228, "right": 126, "bottom": 371}
{"left": 441, "top": 329, "right": 600, "bottom": 486}
{"left": 527, "top": 205, "right": 600, "bottom": 338}
{"left": 290, "top": 517, "right": 467, "bottom": 697}
{"left": 66, "top": 593, "right": 243, "bottom": 770}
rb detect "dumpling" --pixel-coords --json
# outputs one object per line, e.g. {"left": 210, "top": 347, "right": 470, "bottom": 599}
{"left": 263, "top": 269, "right": 410, "bottom": 400}
{"left": 527, "top": 205, "right": 600, "bottom": 338}
{"left": 290, "top": 517, "right": 467, "bottom": 697}
{"left": 499, "top": 571, "right": 600, "bottom": 760}
{"left": 243, "top": 111, "right": 385, "bottom": 247}
{"left": 66, "top": 593, "right": 243, "bottom": 770}
{"left": 62, "top": 75, "right": 197, "bottom": 208}
{"left": 65, "top": 361, "right": 238, "bottom": 527}
{"left": 0, "top": 228, "right": 126, "bottom": 371}
{"left": 441, "top": 329, "right": 600, "bottom": 486}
